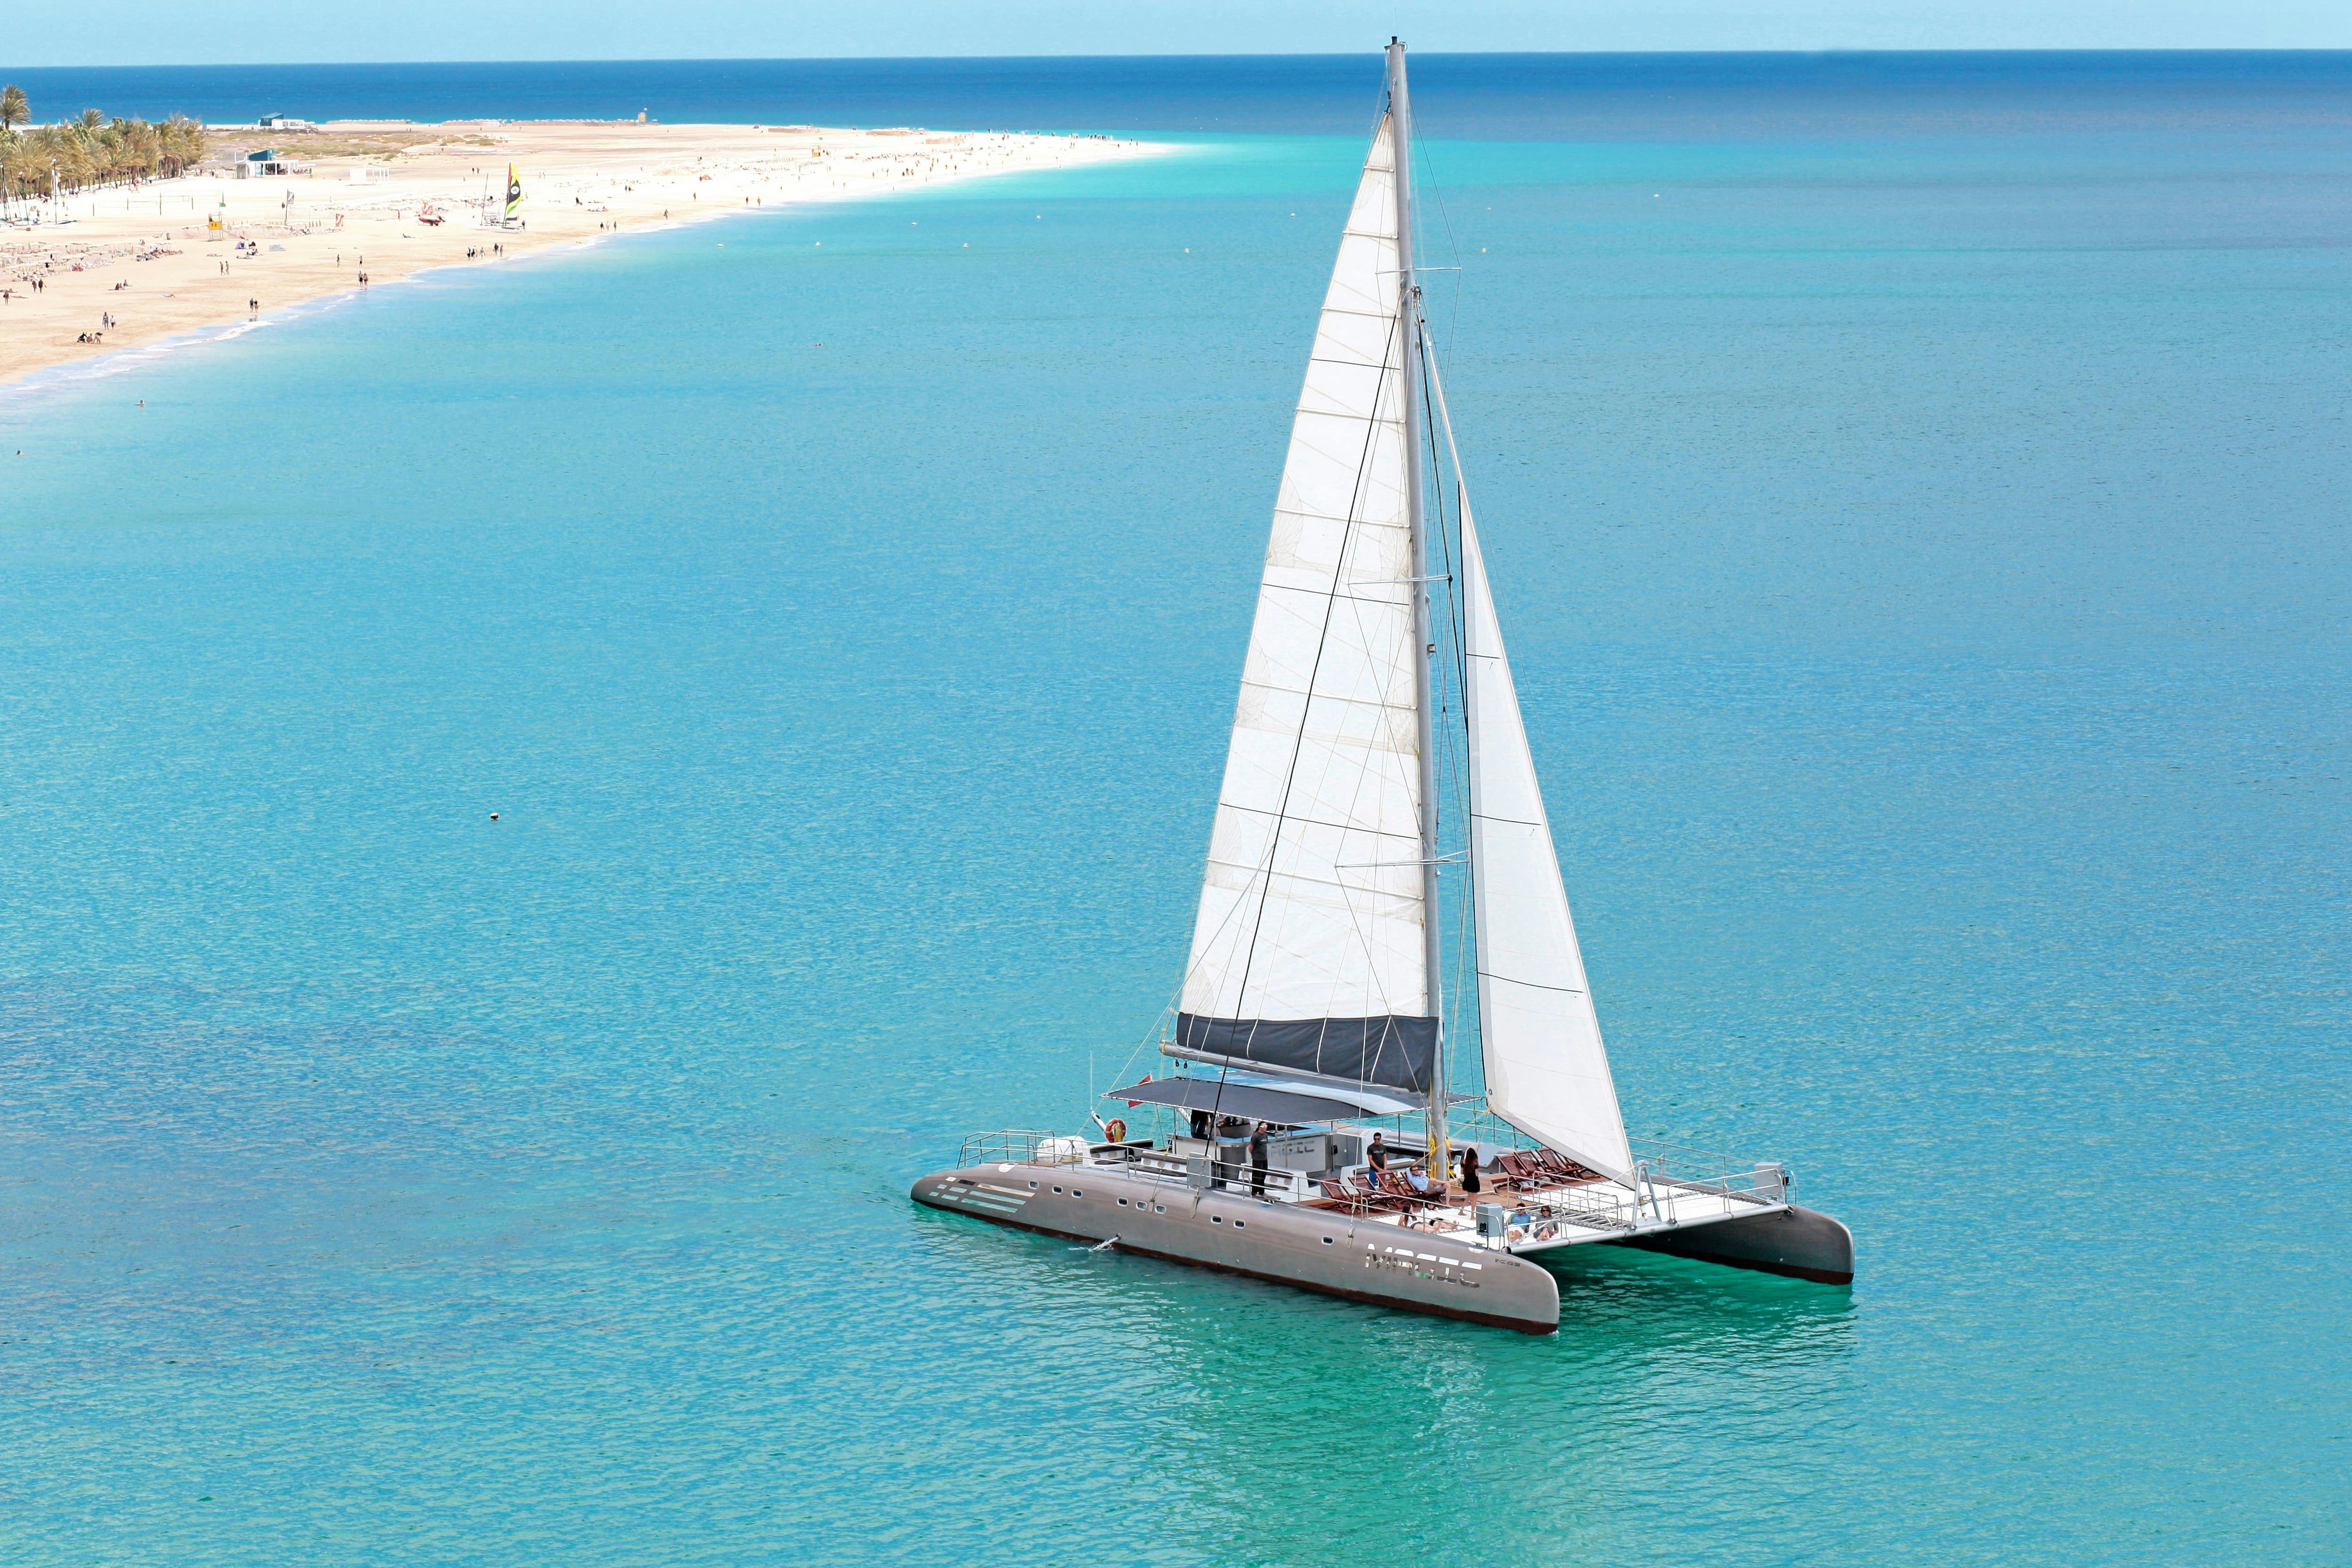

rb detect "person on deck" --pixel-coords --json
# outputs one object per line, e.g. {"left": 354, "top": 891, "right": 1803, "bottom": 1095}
{"left": 1460, "top": 1146, "right": 1484, "bottom": 1200}
{"left": 1364, "top": 1132, "right": 1388, "bottom": 1183}
{"left": 1248, "top": 1122, "right": 1270, "bottom": 1197}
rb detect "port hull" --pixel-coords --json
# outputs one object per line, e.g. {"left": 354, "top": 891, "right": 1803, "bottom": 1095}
{"left": 912, "top": 1162, "right": 1561, "bottom": 1333}
{"left": 1611, "top": 1202, "right": 1855, "bottom": 1284}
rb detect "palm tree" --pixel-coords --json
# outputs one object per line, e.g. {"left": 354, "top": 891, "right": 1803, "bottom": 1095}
{"left": 0, "top": 103, "right": 207, "bottom": 198}
{"left": 159, "top": 114, "right": 204, "bottom": 177}
{"left": 0, "top": 85, "right": 27, "bottom": 131}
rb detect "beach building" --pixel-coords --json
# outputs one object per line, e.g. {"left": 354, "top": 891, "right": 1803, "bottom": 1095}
{"left": 235, "top": 149, "right": 302, "bottom": 178}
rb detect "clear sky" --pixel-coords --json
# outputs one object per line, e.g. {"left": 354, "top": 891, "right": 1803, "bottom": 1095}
{"left": 10, "top": 0, "right": 2350, "bottom": 67}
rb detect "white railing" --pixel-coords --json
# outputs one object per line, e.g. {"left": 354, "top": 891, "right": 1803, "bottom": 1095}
{"left": 952, "top": 1131, "right": 1311, "bottom": 1201}
{"left": 955, "top": 1129, "right": 1061, "bottom": 1167}
{"left": 1086, "top": 1142, "right": 1315, "bottom": 1203}
{"left": 1629, "top": 1137, "right": 1793, "bottom": 1208}
{"left": 1439, "top": 1115, "right": 1792, "bottom": 1234}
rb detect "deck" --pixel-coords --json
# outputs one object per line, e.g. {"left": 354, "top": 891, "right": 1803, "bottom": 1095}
{"left": 960, "top": 1132, "right": 1794, "bottom": 1260}
{"left": 1304, "top": 1171, "right": 1787, "bottom": 1256}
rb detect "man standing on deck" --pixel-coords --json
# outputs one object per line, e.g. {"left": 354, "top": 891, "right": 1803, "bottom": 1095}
{"left": 1248, "top": 1122, "right": 1270, "bottom": 1198}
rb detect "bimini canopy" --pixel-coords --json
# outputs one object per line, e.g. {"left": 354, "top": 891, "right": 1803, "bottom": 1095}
{"left": 1106, "top": 1076, "right": 1412, "bottom": 1128}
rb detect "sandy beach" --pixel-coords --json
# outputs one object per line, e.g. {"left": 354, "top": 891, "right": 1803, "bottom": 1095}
{"left": 0, "top": 119, "right": 1160, "bottom": 387}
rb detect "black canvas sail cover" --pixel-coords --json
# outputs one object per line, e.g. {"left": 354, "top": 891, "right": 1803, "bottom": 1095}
{"left": 1172, "top": 116, "right": 1440, "bottom": 1108}
{"left": 1171, "top": 1014, "right": 1436, "bottom": 1100}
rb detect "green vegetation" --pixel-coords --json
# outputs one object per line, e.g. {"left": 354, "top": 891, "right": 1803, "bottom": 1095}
{"left": 0, "top": 88, "right": 209, "bottom": 201}
{"left": 210, "top": 127, "right": 491, "bottom": 163}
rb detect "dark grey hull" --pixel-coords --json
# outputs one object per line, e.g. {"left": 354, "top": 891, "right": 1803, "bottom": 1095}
{"left": 1612, "top": 1202, "right": 1855, "bottom": 1285}
{"left": 912, "top": 1162, "right": 1562, "bottom": 1333}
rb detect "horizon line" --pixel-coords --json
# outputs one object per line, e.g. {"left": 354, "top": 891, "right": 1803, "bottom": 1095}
{"left": 12, "top": 46, "right": 2352, "bottom": 71}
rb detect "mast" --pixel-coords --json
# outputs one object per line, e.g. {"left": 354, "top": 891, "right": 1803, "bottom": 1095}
{"left": 1387, "top": 38, "right": 1447, "bottom": 1176}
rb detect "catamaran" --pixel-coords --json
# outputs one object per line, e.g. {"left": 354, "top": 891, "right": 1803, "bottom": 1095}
{"left": 911, "top": 41, "right": 1853, "bottom": 1334}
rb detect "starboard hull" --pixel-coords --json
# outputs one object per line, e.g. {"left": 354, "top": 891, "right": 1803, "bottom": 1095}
{"left": 912, "top": 1162, "right": 1562, "bottom": 1333}
{"left": 1612, "top": 1202, "right": 1855, "bottom": 1285}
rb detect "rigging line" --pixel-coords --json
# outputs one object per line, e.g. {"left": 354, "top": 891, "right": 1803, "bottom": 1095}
{"left": 1326, "top": 881, "right": 1396, "bottom": 1093}
{"left": 1419, "top": 352, "right": 1454, "bottom": 818}
{"left": 1128, "top": 782, "right": 1301, "bottom": 1096}
{"left": 1477, "top": 970, "right": 1587, "bottom": 996}
{"left": 1145, "top": 798, "right": 1263, "bottom": 1071}
{"left": 1191, "top": 102, "right": 1414, "bottom": 1130}
{"left": 1183, "top": 99, "right": 1403, "bottom": 1041}
{"left": 1267, "top": 605, "right": 1420, "bottom": 1091}
{"left": 1420, "top": 326, "right": 1478, "bottom": 716}
{"left": 1303, "top": 131, "right": 1434, "bottom": 1046}
{"left": 1310, "top": 374, "right": 1421, "bottom": 1003}
{"left": 1219, "top": 245, "right": 1412, "bottom": 1038}
{"left": 1417, "top": 313, "right": 1482, "bottom": 1106}
{"left": 1417, "top": 358, "right": 1465, "bottom": 1118}
{"left": 1406, "top": 105, "right": 1467, "bottom": 389}
{"left": 1314, "top": 480, "right": 1422, "bottom": 1033}
{"left": 1314, "top": 103, "right": 1443, "bottom": 1051}
{"left": 1419, "top": 338, "right": 1485, "bottom": 1095}
{"left": 1207, "top": 253, "right": 1421, "bottom": 1114}
{"left": 1148, "top": 772, "right": 1408, "bottom": 1099}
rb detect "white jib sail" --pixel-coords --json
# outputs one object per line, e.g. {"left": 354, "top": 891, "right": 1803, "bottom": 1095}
{"left": 1180, "top": 113, "right": 1428, "bottom": 1036}
{"left": 1459, "top": 497, "right": 1635, "bottom": 1185}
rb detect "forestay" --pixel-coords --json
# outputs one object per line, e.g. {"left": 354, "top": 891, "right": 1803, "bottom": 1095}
{"left": 1456, "top": 486, "right": 1634, "bottom": 1184}
{"left": 1174, "top": 112, "right": 1437, "bottom": 1099}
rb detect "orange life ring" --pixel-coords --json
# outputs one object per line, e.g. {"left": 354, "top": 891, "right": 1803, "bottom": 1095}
{"left": 1104, "top": 1118, "right": 1128, "bottom": 1144}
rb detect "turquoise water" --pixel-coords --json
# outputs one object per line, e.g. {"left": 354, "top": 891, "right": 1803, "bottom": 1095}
{"left": 5, "top": 62, "right": 2350, "bottom": 1565}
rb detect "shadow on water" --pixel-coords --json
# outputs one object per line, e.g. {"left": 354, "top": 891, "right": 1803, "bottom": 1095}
{"left": 905, "top": 1200, "right": 1858, "bottom": 1559}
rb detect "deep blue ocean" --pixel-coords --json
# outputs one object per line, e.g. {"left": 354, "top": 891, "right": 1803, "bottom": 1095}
{"left": 2, "top": 53, "right": 2347, "bottom": 1565}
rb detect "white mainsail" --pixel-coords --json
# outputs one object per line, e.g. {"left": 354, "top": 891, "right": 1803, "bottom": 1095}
{"left": 1457, "top": 488, "right": 1635, "bottom": 1183}
{"left": 1176, "top": 112, "right": 1436, "bottom": 1096}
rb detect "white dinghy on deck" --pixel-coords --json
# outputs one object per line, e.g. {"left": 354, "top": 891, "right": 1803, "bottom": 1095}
{"left": 913, "top": 40, "right": 1852, "bottom": 1331}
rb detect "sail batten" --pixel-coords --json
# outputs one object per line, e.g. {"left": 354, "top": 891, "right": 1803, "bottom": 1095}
{"left": 1176, "top": 111, "right": 1434, "bottom": 1097}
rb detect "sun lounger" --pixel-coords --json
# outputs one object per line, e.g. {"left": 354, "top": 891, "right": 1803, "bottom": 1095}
{"left": 1496, "top": 1151, "right": 1545, "bottom": 1187}
{"left": 1377, "top": 1171, "right": 1446, "bottom": 1209}
{"left": 1535, "top": 1148, "right": 1597, "bottom": 1182}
